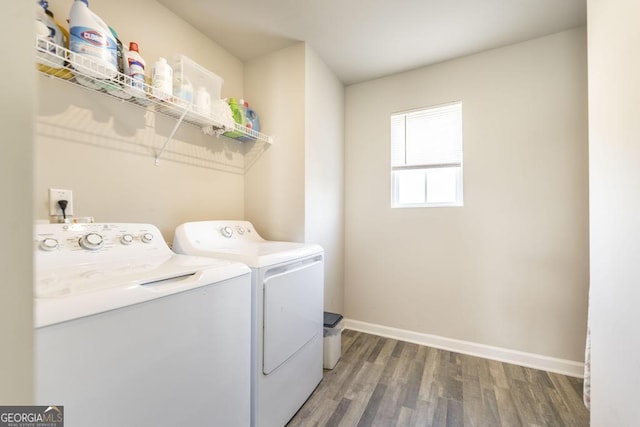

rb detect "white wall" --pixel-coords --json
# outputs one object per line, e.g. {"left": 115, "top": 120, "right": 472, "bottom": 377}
{"left": 305, "top": 48, "right": 345, "bottom": 314}
{"left": 588, "top": 0, "right": 640, "bottom": 424}
{"left": 244, "top": 44, "right": 306, "bottom": 242}
{"left": 0, "top": 1, "right": 34, "bottom": 402}
{"left": 245, "top": 44, "right": 345, "bottom": 312}
{"left": 37, "top": 0, "right": 246, "bottom": 242}
{"left": 344, "top": 28, "right": 589, "bottom": 363}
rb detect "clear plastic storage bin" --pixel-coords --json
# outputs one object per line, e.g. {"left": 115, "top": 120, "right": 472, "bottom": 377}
{"left": 170, "top": 54, "right": 223, "bottom": 105}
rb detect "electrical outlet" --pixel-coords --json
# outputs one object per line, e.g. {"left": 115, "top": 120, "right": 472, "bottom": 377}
{"left": 49, "top": 188, "right": 74, "bottom": 217}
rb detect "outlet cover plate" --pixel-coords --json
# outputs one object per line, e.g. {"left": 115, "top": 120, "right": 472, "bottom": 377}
{"left": 49, "top": 188, "right": 74, "bottom": 216}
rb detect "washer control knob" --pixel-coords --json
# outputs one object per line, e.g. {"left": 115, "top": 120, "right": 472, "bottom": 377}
{"left": 141, "top": 233, "right": 154, "bottom": 243}
{"left": 221, "top": 226, "right": 233, "bottom": 238}
{"left": 79, "top": 233, "right": 104, "bottom": 250}
{"left": 237, "top": 227, "right": 245, "bottom": 235}
{"left": 121, "top": 234, "right": 134, "bottom": 245}
{"left": 40, "top": 238, "right": 59, "bottom": 251}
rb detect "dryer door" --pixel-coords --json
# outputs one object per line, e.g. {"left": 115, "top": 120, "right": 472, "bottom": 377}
{"left": 263, "top": 256, "right": 323, "bottom": 375}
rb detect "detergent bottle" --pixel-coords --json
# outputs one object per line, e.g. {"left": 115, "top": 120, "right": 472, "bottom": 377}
{"left": 109, "top": 27, "right": 125, "bottom": 76}
{"left": 69, "top": 0, "right": 117, "bottom": 79}
{"left": 224, "top": 98, "right": 257, "bottom": 141}
{"left": 125, "top": 42, "right": 146, "bottom": 97}
{"left": 245, "top": 102, "right": 260, "bottom": 133}
{"left": 35, "top": 1, "right": 68, "bottom": 74}
{"left": 228, "top": 98, "right": 246, "bottom": 126}
{"left": 105, "top": 27, "right": 131, "bottom": 99}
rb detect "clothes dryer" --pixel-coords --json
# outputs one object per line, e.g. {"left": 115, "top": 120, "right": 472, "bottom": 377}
{"left": 173, "top": 220, "right": 324, "bottom": 427}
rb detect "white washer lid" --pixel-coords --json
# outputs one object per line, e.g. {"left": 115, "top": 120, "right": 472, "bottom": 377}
{"left": 35, "top": 256, "right": 250, "bottom": 328}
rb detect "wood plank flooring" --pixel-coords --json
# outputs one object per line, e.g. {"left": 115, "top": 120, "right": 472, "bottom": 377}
{"left": 287, "top": 330, "right": 589, "bottom": 426}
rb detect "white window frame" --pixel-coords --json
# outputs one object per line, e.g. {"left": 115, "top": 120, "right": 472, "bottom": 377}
{"left": 390, "top": 101, "right": 464, "bottom": 208}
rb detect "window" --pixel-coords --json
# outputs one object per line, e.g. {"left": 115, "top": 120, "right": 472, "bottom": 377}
{"left": 391, "top": 101, "right": 463, "bottom": 208}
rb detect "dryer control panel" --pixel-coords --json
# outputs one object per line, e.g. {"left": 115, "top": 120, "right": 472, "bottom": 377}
{"left": 174, "top": 220, "right": 265, "bottom": 248}
{"left": 219, "top": 222, "right": 257, "bottom": 240}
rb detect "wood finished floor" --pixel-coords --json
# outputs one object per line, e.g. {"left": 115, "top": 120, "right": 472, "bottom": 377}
{"left": 287, "top": 330, "right": 589, "bottom": 427}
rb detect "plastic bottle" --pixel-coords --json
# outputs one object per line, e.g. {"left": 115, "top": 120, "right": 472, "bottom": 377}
{"left": 223, "top": 98, "right": 244, "bottom": 140}
{"left": 105, "top": 27, "right": 131, "bottom": 99}
{"left": 238, "top": 99, "right": 249, "bottom": 126}
{"left": 245, "top": 102, "right": 260, "bottom": 133}
{"left": 238, "top": 99, "right": 255, "bottom": 141}
{"left": 152, "top": 57, "right": 173, "bottom": 100}
{"left": 224, "top": 98, "right": 258, "bottom": 141}
{"left": 69, "top": 0, "right": 117, "bottom": 79}
{"left": 35, "top": 1, "right": 66, "bottom": 70}
{"left": 125, "top": 42, "right": 146, "bottom": 97}
{"left": 194, "top": 86, "right": 211, "bottom": 116}
{"left": 44, "top": 5, "right": 74, "bottom": 80}
{"left": 173, "top": 70, "right": 193, "bottom": 107}
{"left": 109, "top": 27, "right": 124, "bottom": 76}
{"left": 229, "top": 98, "right": 246, "bottom": 126}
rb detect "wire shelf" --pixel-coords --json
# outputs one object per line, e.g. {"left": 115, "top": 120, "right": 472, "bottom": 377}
{"left": 35, "top": 36, "right": 273, "bottom": 145}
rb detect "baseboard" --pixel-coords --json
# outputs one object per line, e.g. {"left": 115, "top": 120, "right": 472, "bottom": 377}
{"left": 343, "top": 319, "right": 584, "bottom": 378}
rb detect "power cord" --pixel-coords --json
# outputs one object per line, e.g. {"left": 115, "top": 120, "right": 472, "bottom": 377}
{"left": 58, "top": 200, "right": 68, "bottom": 220}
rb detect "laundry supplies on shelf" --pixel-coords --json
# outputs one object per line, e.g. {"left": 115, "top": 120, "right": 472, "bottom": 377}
{"left": 224, "top": 98, "right": 261, "bottom": 142}
{"left": 35, "top": 12, "right": 273, "bottom": 158}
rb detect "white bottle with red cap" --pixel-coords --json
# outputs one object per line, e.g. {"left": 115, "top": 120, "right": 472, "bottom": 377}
{"left": 125, "top": 42, "right": 146, "bottom": 97}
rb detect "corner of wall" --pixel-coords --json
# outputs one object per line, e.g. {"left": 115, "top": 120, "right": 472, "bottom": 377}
{"left": 1, "top": 1, "right": 34, "bottom": 403}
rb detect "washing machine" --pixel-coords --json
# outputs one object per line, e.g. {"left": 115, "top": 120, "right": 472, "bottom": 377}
{"left": 34, "top": 222, "right": 252, "bottom": 427}
{"left": 173, "top": 220, "right": 324, "bottom": 427}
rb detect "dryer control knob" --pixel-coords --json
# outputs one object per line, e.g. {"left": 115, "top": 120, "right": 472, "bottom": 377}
{"left": 40, "top": 238, "right": 59, "bottom": 251}
{"left": 141, "top": 233, "right": 154, "bottom": 243}
{"left": 79, "top": 233, "right": 104, "bottom": 250}
{"left": 121, "top": 234, "right": 134, "bottom": 245}
{"left": 221, "top": 226, "right": 233, "bottom": 238}
{"left": 237, "top": 227, "right": 245, "bottom": 235}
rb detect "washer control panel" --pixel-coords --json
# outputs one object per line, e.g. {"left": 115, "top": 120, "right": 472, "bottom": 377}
{"left": 35, "top": 223, "right": 170, "bottom": 265}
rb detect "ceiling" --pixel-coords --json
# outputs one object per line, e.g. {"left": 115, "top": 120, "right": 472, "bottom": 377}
{"left": 156, "top": 0, "right": 586, "bottom": 85}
